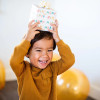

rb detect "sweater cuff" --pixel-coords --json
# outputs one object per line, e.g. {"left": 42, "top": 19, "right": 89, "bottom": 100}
{"left": 56, "top": 39, "right": 65, "bottom": 46}
{"left": 20, "top": 39, "right": 31, "bottom": 51}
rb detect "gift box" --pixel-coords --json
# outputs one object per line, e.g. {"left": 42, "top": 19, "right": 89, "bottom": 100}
{"left": 29, "top": 4, "right": 56, "bottom": 31}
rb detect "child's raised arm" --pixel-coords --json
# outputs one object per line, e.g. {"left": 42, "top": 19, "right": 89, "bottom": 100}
{"left": 10, "top": 20, "right": 41, "bottom": 77}
{"left": 50, "top": 40, "right": 75, "bottom": 75}
{"left": 49, "top": 20, "right": 75, "bottom": 75}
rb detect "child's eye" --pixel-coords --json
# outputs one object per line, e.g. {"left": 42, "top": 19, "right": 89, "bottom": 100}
{"left": 48, "top": 50, "right": 53, "bottom": 52}
{"left": 36, "top": 50, "right": 41, "bottom": 52}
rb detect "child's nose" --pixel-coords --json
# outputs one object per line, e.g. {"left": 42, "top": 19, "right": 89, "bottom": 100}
{"left": 42, "top": 51, "right": 48, "bottom": 57}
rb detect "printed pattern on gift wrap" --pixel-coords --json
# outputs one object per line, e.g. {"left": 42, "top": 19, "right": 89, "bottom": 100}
{"left": 29, "top": 5, "right": 56, "bottom": 31}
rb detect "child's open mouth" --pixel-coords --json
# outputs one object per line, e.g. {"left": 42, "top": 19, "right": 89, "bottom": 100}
{"left": 39, "top": 60, "right": 48, "bottom": 64}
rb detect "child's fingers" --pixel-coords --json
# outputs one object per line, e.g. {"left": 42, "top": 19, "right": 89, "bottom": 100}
{"left": 30, "top": 22, "right": 40, "bottom": 29}
{"left": 32, "top": 27, "right": 42, "bottom": 31}
{"left": 28, "top": 20, "right": 40, "bottom": 29}
{"left": 55, "top": 19, "right": 59, "bottom": 28}
{"left": 28, "top": 20, "right": 34, "bottom": 28}
{"left": 50, "top": 24, "right": 57, "bottom": 31}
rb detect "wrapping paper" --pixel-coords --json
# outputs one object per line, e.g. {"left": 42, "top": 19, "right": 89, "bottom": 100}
{"left": 29, "top": 5, "right": 56, "bottom": 31}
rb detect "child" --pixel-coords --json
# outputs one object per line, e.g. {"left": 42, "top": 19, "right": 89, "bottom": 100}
{"left": 10, "top": 20, "right": 75, "bottom": 100}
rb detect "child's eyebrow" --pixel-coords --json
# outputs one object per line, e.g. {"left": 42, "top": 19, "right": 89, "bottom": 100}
{"left": 34, "top": 47, "right": 42, "bottom": 49}
{"left": 48, "top": 47, "right": 53, "bottom": 49}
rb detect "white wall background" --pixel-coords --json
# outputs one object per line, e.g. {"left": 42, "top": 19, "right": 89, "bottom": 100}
{"left": 0, "top": 0, "right": 100, "bottom": 99}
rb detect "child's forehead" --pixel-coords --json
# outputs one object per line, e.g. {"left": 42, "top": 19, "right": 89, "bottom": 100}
{"left": 33, "top": 46, "right": 53, "bottom": 49}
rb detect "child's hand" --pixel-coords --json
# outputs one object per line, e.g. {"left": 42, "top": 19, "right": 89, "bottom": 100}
{"left": 49, "top": 20, "right": 60, "bottom": 42}
{"left": 24, "top": 20, "right": 41, "bottom": 42}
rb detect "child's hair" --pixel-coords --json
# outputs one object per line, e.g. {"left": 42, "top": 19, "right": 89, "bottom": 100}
{"left": 27, "top": 30, "right": 56, "bottom": 54}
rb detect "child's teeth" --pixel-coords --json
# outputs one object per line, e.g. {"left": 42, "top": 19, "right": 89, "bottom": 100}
{"left": 43, "top": 61, "right": 46, "bottom": 63}
{"left": 39, "top": 60, "right": 47, "bottom": 63}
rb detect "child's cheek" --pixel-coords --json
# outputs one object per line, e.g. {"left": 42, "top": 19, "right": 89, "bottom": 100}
{"left": 30, "top": 52, "right": 40, "bottom": 61}
{"left": 34, "top": 53, "right": 40, "bottom": 59}
{"left": 48, "top": 52, "right": 53, "bottom": 60}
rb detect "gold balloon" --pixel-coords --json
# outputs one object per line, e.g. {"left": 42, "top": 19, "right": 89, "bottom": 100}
{"left": 0, "top": 60, "right": 5, "bottom": 90}
{"left": 57, "top": 69, "right": 90, "bottom": 100}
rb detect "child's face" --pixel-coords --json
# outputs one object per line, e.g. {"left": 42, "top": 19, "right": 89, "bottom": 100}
{"left": 28, "top": 38, "right": 53, "bottom": 69}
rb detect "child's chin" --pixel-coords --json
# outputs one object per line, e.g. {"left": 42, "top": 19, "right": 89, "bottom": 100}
{"left": 39, "top": 65, "right": 47, "bottom": 69}
{"left": 39, "top": 61, "right": 50, "bottom": 69}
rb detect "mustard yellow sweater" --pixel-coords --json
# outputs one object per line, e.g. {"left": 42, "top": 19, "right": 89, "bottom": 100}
{"left": 10, "top": 39, "right": 75, "bottom": 100}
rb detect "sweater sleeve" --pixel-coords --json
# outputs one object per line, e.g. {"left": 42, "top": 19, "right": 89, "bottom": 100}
{"left": 10, "top": 39, "right": 31, "bottom": 77}
{"left": 50, "top": 40, "right": 75, "bottom": 75}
